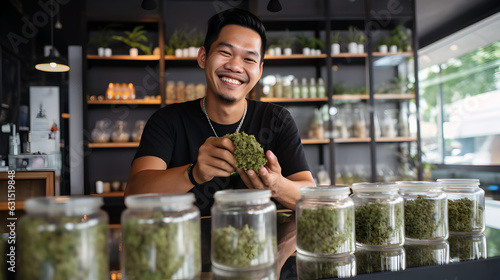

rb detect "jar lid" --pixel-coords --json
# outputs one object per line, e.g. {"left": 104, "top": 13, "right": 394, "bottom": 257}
{"left": 437, "top": 179, "right": 480, "bottom": 186}
{"left": 24, "top": 196, "right": 103, "bottom": 216}
{"left": 351, "top": 182, "right": 398, "bottom": 192}
{"left": 396, "top": 181, "right": 443, "bottom": 190}
{"left": 125, "top": 193, "right": 195, "bottom": 210}
{"left": 214, "top": 189, "right": 271, "bottom": 203}
{"left": 300, "top": 186, "right": 350, "bottom": 197}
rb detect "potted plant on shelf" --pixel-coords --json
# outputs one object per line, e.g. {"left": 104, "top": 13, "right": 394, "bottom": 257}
{"left": 347, "top": 26, "right": 359, "bottom": 54}
{"left": 357, "top": 32, "right": 365, "bottom": 54}
{"left": 279, "top": 29, "right": 295, "bottom": 56}
{"left": 112, "top": 25, "right": 152, "bottom": 57}
{"left": 90, "top": 23, "right": 120, "bottom": 57}
{"left": 311, "top": 37, "right": 325, "bottom": 55}
{"left": 296, "top": 33, "right": 314, "bottom": 55}
{"left": 330, "top": 31, "right": 341, "bottom": 55}
{"left": 376, "top": 36, "right": 389, "bottom": 53}
{"left": 388, "top": 35, "right": 399, "bottom": 53}
{"left": 187, "top": 26, "right": 204, "bottom": 57}
{"left": 392, "top": 25, "right": 412, "bottom": 52}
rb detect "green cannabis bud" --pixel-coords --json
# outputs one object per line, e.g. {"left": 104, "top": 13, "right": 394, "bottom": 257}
{"left": 297, "top": 206, "right": 354, "bottom": 255}
{"left": 355, "top": 202, "right": 404, "bottom": 246}
{"left": 405, "top": 196, "right": 446, "bottom": 239}
{"left": 448, "top": 197, "right": 484, "bottom": 232}
{"left": 122, "top": 211, "right": 200, "bottom": 279}
{"left": 213, "top": 224, "right": 267, "bottom": 267}
{"left": 18, "top": 217, "right": 108, "bottom": 280}
{"left": 225, "top": 132, "right": 267, "bottom": 174}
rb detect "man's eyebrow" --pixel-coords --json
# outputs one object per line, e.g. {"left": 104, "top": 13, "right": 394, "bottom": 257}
{"left": 217, "top": 42, "right": 260, "bottom": 58}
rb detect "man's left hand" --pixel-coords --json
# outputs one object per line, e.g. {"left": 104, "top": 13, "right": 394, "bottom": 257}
{"left": 238, "top": 150, "right": 284, "bottom": 195}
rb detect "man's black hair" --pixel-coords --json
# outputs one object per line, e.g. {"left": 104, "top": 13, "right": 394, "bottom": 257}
{"left": 203, "top": 8, "right": 267, "bottom": 63}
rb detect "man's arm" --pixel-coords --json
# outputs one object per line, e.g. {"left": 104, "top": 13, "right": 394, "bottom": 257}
{"left": 125, "top": 137, "right": 238, "bottom": 197}
{"left": 238, "top": 150, "right": 315, "bottom": 210}
{"left": 125, "top": 156, "right": 194, "bottom": 196}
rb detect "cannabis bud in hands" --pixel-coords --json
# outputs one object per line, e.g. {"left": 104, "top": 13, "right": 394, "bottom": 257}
{"left": 224, "top": 132, "right": 267, "bottom": 175}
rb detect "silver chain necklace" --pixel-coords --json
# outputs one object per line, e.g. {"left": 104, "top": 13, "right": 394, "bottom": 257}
{"left": 202, "top": 96, "right": 247, "bottom": 137}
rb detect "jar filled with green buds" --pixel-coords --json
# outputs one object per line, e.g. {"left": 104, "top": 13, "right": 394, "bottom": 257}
{"left": 211, "top": 189, "right": 277, "bottom": 270}
{"left": 404, "top": 239, "right": 450, "bottom": 268}
{"left": 296, "top": 186, "right": 355, "bottom": 257}
{"left": 396, "top": 181, "right": 448, "bottom": 242}
{"left": 438, "top": 179, "right": 485, "bottom": 234}
{"left": 121, "top": 193, "right": 201, "bottom": 280}
{"left": 296, "top": 252, "right": 356, "bottom": 279}
{"left": 448, "top": 233, "right": 487, "bottom": 262}
{"left": 351, "top": 182, "right": 404, "bottom": 248}
{"left": 18, "top": 196, "right": 109, "bottom": 280}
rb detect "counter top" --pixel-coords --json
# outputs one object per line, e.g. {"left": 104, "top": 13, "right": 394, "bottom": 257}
{"left": 108, "top": 211, "right": 500, "bottom": 279}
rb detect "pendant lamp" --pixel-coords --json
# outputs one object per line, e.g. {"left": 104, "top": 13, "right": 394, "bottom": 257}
{"left": 35, "top": 0, "right": 69, "bottom": 72}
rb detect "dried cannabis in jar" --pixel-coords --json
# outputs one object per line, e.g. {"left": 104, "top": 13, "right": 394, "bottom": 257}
{"left": 404, "top": 244, "right": 439, "bottom": 268}
{"left": 405, "top": 196, "right": 446, "bottom": 239}
{"left": 448, "top": 197, "right": 484, "bottom": 232}
{"left": 355, "top": 202, "right": 403, "bottom": 246}
{"left": 449, "top": 234, "right": 487, "bottom": 262}
{"left": 297, "top": 206, "right": 354, "bottom": 255}
{"left": 213, "top": 224, "right": 266, "bottom": 267}
{"left": 122, "top": 211, "right": 200, "bottom": 279}
{"left": 355, "top": 247, "right": 405, "bottom": 274}
{"left": 18, "top": 216, "right": 108, "bottom": 280}
{"left": 225, "top": 132, "right": 267, "bottom": 174}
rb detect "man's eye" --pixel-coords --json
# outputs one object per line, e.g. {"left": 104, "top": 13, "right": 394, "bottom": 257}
{"left": 245, "top": 58, "right": 256, "bottom": 63}
{"left": 220, "top": 51, "right": 230, "bottom": 56}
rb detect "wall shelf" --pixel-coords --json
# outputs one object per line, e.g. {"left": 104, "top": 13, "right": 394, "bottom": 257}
{"left": 333, "top": 137, "right": 418, "bottom": 143}
{"left": 90, "top": 192, "right": 124, "bottom": 197}
{"left": 89, "top": 142, "right": 140, "bottom": 148}
{"left": 332, "top": 94, "right": 415, "bottom": 100}
{"left": 302, "top": 138, "right": 330, "bottom": 144}
{"left": 87, "top": 54, "right": 160, "bottom": 61}
{"left": 261, "top": 97, "right": 328, "bottom": 103}
{"left": 87, "top": 99, "right": 161, "bottom": 105}
{"left": 264, "top": 54, "right": 327, "bottom": 60}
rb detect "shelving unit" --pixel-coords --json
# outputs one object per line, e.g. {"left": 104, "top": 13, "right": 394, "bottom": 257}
{"left": 82, "top": 0, "right": 421, "bottom": 194}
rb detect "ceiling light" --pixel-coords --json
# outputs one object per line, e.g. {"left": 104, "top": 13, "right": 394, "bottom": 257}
{"left": 267, "top": 0, "right": 282, "bottom": 12}
{"left": 35, "top": 0, "right": 69, "bottom": 72}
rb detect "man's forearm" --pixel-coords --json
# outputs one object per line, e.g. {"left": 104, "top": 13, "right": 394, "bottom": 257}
{"left": 125, "top": 165, "right": 194, "bottom": 197}
{"left": 272, "top": 176, "right": 315, "bottom": 210}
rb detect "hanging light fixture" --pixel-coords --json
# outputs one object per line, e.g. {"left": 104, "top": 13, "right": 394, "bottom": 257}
{"left": 35, "top": 0, "right": 69, "bottom": 72}
{"left": 267, "top": 0, "right": 282, "bottom": 12}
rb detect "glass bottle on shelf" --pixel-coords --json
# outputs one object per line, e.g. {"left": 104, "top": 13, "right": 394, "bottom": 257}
{"left": 309, "top": 78, "right": 317, "bottom": 98}
{"left": 131, "top": 120, "right": 146, "bottom": 142}
{"left": 176, "top": 81, "right": 185, "bottom": 101}
{"left": 398, "top": 104, "right": 410, "bottom": 137}
{"left": 283, "top": 76, "right": 293, "bottom": 98}
{"left": 106, "top": 83, "right": 115, "bottom": 100}
{"left": 274, "top": 74, "right": 283, "bottom": 98}
{"left": 374, "top": 112, "right": 382, "bottom": 138}
{"left": 111, "top": 120, "right": 130, "bottom": 143}
{"left": 353, "top": 106, "right": 367, "bottom": 138}
{"left": 382, "top": 109, "right": 397, "bottom": 138}
{"left": 166, "top": 81, "right": 176, "bottom": 101}
{"left": 317, "top": 78, "right": 326, "bottom": 98}
{"left": 301, "top": 78, "right": 309, "bottom": 98}
{"left": 91, "top": 119, "right": 111, "bottom": 143}
{"left": 128, "top": 83, "right": 136, "bottom": 99}
{"left": 292, "top": 78, "right": 301, "bottom": 98}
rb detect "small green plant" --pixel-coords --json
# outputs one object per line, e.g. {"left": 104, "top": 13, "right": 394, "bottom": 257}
{"left": 278, "top": 29, "right": 295, "bottom": 49}
{"left": 376, "top": 35, "right": 389, "bottom": 49}
{"left": 296, "top": 33, "right": 315, "bottom": 49}
{"left": 347, "top": 26, "right": 359, "bottom": 43}
{"left": 168, "top": 26, "right": 189, "bottom": 50}
{"left": 112, "top": 25, "right": 152, "bottom": 55}
{"left": 89, "top": 23, "right": 120, "bottom": 48}
{"left": 186, "top": 26, "right": 204, "bottom": 47}
{"left": 330, "top": 31, "right": 340, "bottom": 44}
{"left": 358, "top": 32, "right": 365, "bottom": 45}
{"left": 392, "top": 25, "right": 412, "bottom": 51}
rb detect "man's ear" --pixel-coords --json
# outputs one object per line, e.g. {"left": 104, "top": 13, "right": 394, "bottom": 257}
{"left": 197, "top": 46, "right": 207, "bottom": 69}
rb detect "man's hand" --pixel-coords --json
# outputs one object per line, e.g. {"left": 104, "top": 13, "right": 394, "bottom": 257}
{"left": 238, "top": 150, "right": 284, "bottom": 196}
{"left": 193, "top": 136, "right": 237, "bottom": 184}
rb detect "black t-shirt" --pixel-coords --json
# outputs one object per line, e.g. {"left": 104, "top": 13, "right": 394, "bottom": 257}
{"left": 133, "top": 98, "right": 310, "bottom": 216}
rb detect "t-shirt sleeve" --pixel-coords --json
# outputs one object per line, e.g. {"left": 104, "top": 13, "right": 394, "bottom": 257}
{"left": 133, "top": 109, "right": 175, "bottom": 165}
{"left": 270, "top": 108, "right": 310, "bottom": 178}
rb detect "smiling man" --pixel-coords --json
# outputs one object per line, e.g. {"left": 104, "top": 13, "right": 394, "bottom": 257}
{"left": 125, "top": 8, "right": 315, "bottom": 216}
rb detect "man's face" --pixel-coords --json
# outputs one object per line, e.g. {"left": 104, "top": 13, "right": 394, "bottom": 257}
{"left": 198, "top": 24, "right": 263, "bottom": 104}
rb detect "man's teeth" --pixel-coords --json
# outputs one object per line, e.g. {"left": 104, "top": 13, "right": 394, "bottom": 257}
{"left": 220, "top": 77, "right": 242, "bottom": 85}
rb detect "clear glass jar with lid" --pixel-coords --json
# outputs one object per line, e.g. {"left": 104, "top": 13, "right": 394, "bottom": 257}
{"left": 296, "top": 186, "right": 355, "bottom": 256}
{"left": 355, "top": 246, "right": 406, "bottom": 274}
{"left": 18, "top": 196, "right": 109, "bottom": 280}
{"left": 438, "top": 179, "right": 485, "bottom": 234}
{"left": 397, "top": 181, "right": 448, "bottom": 242}
{"left": 121, "top": 193, "right": 200, "bottom": 280}
{"left": 296, "top": 252, "right": 356, "bottom": 278}
{"left": 211, "top": 189, "right": 276, "bottom": 270}
{"left": 351, "top": 182, "right": 404, "bottom": 248}
{"left": 448, "top": 233, "right": 487, "bottom": 262}
{"left": 404, "top": 239, "right": 450, "bottom": 268}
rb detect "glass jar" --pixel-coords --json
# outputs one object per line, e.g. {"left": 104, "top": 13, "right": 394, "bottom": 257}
{"left": 111, "top": 120, "right": 130, "bottom": 142}
{"left": 404, "top": 240, "right": 450, "bottom": 268}
{"left": 438, "top": 179, "right": 485, "bottom": 234}
{"left": 121, "top": 193, "right": 200, "bottom": 280}
{"left": 448, "top": 233, "right": 487, "bottom": 262}
{"left": 397, "top": 181, "right": 448, "bottom": 242}
{"left": 355, "top": 246, "right": 406, "bottom": 274}
{"left": 131, "top": 120, "right": 146, "bottom": 142}
{"left": 212, "top": 264, "right": 276, "bottom": 280}
{"left": 296, "top": 186, "right": 355, "bottom": 256}
{"left": 18, "top": 196, "right": 108, "bottom": 280}
{"left": 91, "top": 119, "right": 111, "bottom": 143}
{"left": 211, "top": 189, "right": 276, "bottom": 270}
{"left": 351, "top": 183, "right": 404, "bottom": 248}
{"left": 296, "top": 252, "right": 356, "bottom": 279}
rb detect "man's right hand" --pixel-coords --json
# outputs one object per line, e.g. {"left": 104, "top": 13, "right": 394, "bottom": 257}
{"left": 193, "top": 136, "right": 237, "bottom": 184}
